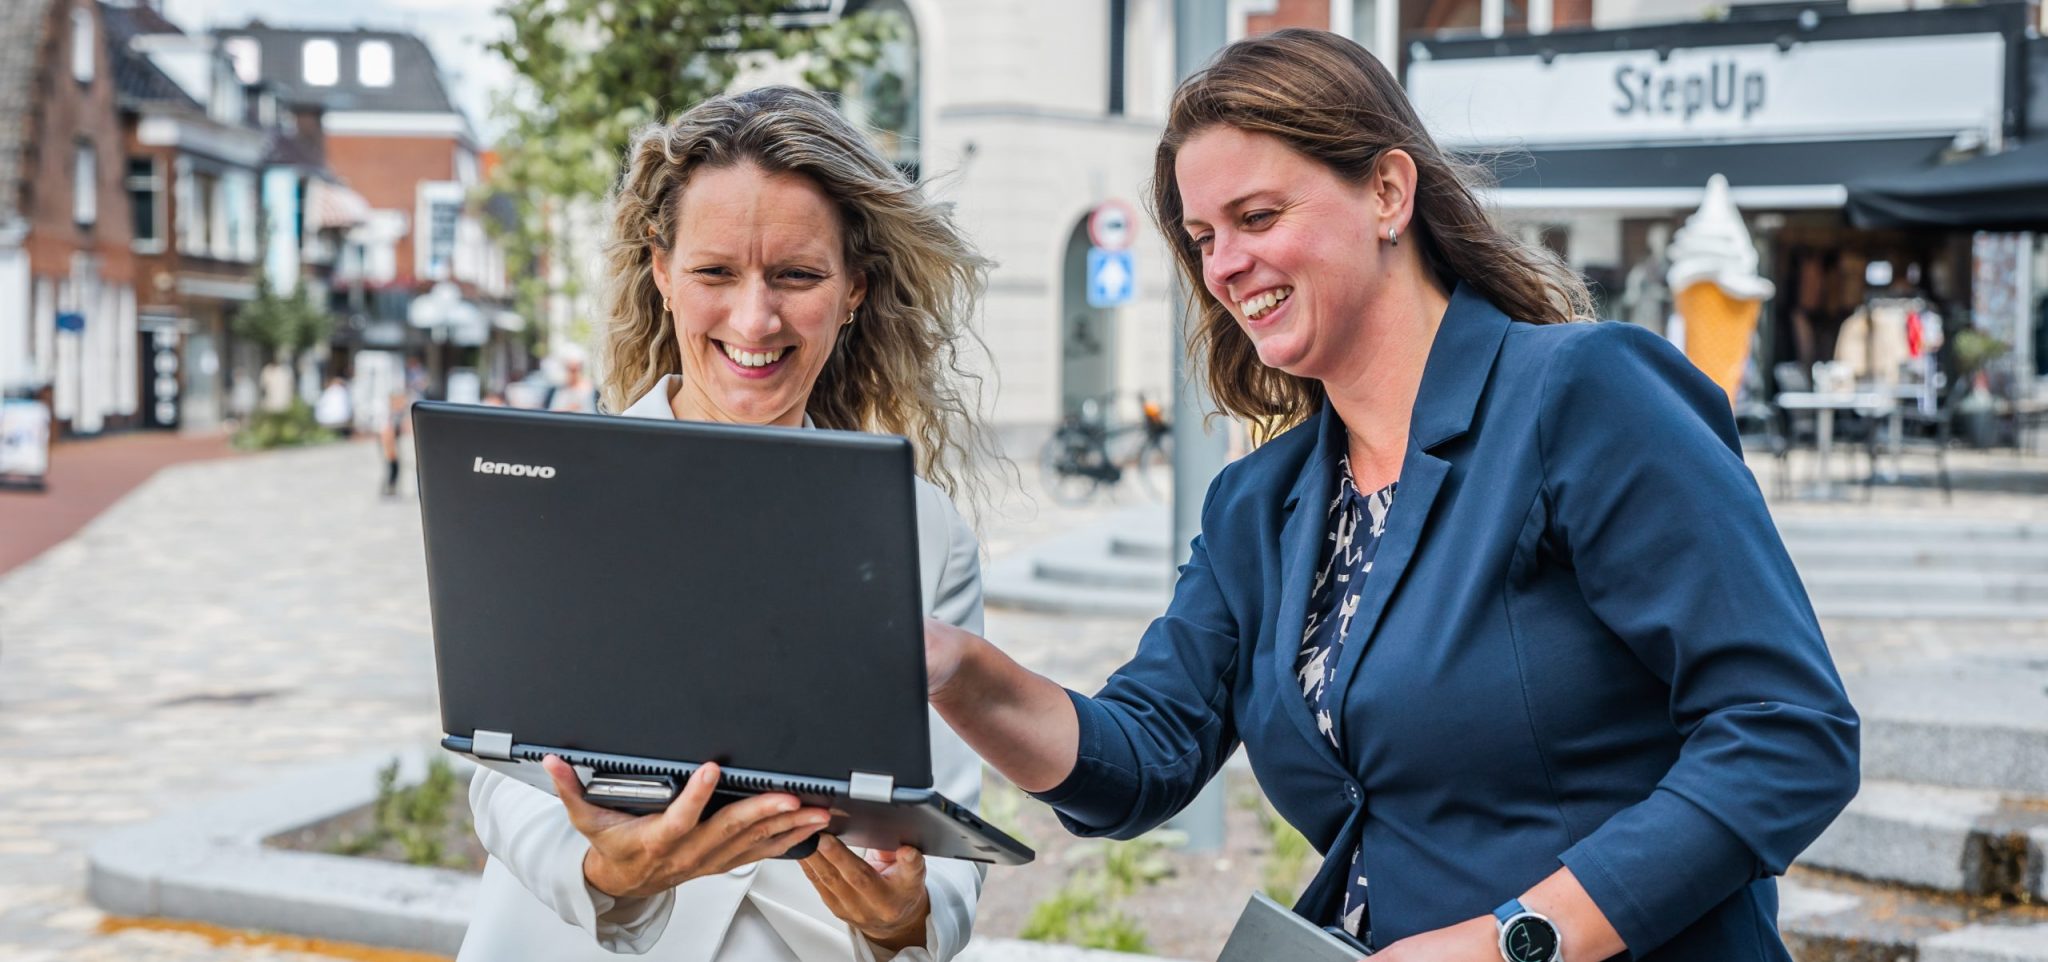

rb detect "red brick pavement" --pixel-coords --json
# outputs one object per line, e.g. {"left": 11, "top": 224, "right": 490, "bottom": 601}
{"left": 0, "top": 431, "right": 238, "bottom": 577}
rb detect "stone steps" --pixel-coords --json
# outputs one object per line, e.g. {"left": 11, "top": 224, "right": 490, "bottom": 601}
{"left": 1799, "top": 780, "right": 2048, "bottom": 901}
{"left": 1846, "top": 660, "right": 2048, "bottom": 795}
{"left": 1800, "top": 568, "right": 2048, "bottom": 604}
{"left": 1779, "top": 872, "right": 2048, "bottom": 962}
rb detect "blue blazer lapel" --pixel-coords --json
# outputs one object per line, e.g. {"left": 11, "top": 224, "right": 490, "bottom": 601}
{"left": 1272, "top": 405, "right": 1347, "bottom": 770}
{"left": 1326, "top": 284, "right": 1512, "bottom": 748}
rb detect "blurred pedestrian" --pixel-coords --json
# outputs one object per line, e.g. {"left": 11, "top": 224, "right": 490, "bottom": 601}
{"left": 460, "top": 86, "right": 999, "bottom": 962}
{"left": 921, "top": 29, "right": 1857, "bottom": 962}
{"left": 545, "top": 344, "right": 600, "bottom": 414}
{"left": 316, "top": 376, "right": 354, "bottom": 437}
{"left": 378, "top": 391, "right": 409, "bottom": 498}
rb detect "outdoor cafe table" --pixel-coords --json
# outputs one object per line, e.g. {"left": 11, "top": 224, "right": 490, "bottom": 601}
{"left": 1775, "top": 391, "right": 1899, "bottom": 498}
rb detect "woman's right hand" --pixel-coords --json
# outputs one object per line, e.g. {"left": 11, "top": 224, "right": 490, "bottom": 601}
{"left": 541, "top": 755, "right": 834, "bottom": 900}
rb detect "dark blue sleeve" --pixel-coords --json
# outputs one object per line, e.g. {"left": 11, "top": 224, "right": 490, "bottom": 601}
{"left": 1030, "top": 498, "right": 1245, "bottom": 838}
{"left": 1538, "top": 325, "right": 1860, "bottom": 957}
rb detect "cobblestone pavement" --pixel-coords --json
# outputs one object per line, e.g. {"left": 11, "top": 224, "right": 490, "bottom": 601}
{"left": 0, "top": 437, "right": 2041, "bottom": 959}
{"left": 0, "top": 429, "right": 238, "bottom": 577}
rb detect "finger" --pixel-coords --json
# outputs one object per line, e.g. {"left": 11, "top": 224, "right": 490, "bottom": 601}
{"left": 541, "top": 755, "right": 607, "bottom": 831}
{"left": 797, "top": 857, "right": 854, "bottom": 916}
{"left": 702, "top": 790, "right": 810, "bottom": 842}
{"left": 890, "top": 845, "right": 925, "bottom": 886}
{"left": 657, "top": 763, "right": 722, "bottom": 838}
{"left": 706, "top": 807, "right": 832, "bottom": 868}
{"left": 806, "top": 834, "right": 868, "bottom": 889}
{"left": 726, "top": 817, "right": 831, "bottom": 869}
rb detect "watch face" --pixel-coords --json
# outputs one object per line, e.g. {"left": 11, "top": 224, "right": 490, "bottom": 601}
{"left": 1502, "top": 916, "right": 1559, "bottom": 962}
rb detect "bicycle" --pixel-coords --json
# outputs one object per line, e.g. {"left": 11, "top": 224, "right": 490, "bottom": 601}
{"left": 1039, "top": 393, "right": 1172, "bottom": 506}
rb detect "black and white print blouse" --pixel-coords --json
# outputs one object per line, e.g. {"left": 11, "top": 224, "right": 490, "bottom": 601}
{"left": 1295, "top": 452, "right": 1396, "bottom": 943}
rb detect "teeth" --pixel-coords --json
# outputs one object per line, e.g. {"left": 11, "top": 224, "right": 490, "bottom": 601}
{"left": 722, "top": 344, "right": 785, "bottom": 368}
{"left": 1239, "top": 287, "right": 1293, "bottom": 320}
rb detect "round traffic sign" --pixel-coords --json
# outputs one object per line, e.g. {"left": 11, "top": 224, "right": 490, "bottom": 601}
{"left": 1088, "top": 200, "right": 1137, "bottom": 252}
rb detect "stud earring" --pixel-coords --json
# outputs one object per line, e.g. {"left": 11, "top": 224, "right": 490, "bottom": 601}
{"left": 1387, "top": 226, "right": 1400, "bottom": 247}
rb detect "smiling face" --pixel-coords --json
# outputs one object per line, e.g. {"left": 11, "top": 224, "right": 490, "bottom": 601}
{"left": 1176, "top": 125, "right": 1395, "bottom": 382}
{"left": 650, "top": 163, "right": 866, "bottom": 427}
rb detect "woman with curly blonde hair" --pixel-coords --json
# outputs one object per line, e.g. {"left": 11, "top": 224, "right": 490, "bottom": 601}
{"left": 460, "top": 85, "right": 998, "bottom": 962}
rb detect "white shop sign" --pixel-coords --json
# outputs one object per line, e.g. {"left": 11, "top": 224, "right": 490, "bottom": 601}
{"left": 1409, "top": 33, "right": 2004, "bottom": 148}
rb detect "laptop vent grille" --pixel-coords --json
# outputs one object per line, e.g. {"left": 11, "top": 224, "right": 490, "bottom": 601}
{"left": 512, "top": 747, "right": 843, "bottom": 797}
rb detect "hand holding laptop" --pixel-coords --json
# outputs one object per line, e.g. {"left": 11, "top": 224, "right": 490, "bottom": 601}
{"left": 542, "top": 755, "right": 833, "bottom": 899}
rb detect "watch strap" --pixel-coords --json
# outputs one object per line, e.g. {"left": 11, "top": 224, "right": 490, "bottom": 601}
{"left": 1493, "top": 898, "right": 1527, "bottom": 927}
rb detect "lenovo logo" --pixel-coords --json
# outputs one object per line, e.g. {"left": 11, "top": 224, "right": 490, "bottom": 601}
{"left": 472, "top": 456, "right": 557, "bottom": 479}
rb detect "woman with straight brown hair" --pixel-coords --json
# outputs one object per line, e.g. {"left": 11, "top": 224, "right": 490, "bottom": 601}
{"left": 922, "top": 29, "right": 1857, "bottom": 962}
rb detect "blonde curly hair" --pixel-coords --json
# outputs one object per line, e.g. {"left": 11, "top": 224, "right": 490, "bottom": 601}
{"left": 601, "top": 86, "right": 996, "bottom": 501}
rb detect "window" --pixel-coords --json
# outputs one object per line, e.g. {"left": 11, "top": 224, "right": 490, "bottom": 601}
{"left": 428, "top": 200, "right": 459, "bottom": 280}
{"left": 205, "top": 174, "right": 228, "bottom": 258}
{"left": 128, "top": 157, "right": 164, "bottom": 251}
{"left": 223, "top": 36, "right": 260, "bottom": 84}
{"left": 71, "top": 7, "right": 94, "bottom": 84}
{"left": 303, "top": 39, "right": 338, "bottom": 86}
{"left": 358, "top": 40, "right": 393, "bottom": 87}
{"left": 73, "top": 143, "right": 96, "bottom": 226}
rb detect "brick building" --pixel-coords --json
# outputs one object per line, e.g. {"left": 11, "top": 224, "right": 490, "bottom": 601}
{"left": 0, "top": 0, "right": 140, "bottom": 435}
{"left": 214, "top": 22, "right": 512, "bottom": 406}
{"left": 102, "top": 1, "right": 269, "bottom": 431}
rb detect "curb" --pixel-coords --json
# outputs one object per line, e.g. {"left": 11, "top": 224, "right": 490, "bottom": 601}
{"left": 85, "top": 746, "right": 1193, "bottom": 962}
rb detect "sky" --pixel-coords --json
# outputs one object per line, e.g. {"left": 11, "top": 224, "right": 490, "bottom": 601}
{"left": 159, "top": 0, "right": 516, "bottom": 141}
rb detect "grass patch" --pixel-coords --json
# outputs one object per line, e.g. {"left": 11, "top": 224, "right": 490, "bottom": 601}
{"left": 327, "top": 756, "right": 470, "bottom": 869}
{"left": 1019, "top": 832, "right": 1181, "bottom": 953}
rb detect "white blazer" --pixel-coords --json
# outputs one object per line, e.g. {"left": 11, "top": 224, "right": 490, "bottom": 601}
{"left": 458, "top": 376, "right": 988, "bottom": 962}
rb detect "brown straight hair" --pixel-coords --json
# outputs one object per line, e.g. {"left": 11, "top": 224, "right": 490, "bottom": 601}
{"left": 1151, "top": 29, "right": 1590, "bottom": 433}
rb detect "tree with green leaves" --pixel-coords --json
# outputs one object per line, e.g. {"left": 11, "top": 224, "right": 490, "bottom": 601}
{"left": 233, "top": 278, "right": 333, "bottom": 363}
{"left": 485, "top": 0, "right": 900, "bottom": 352}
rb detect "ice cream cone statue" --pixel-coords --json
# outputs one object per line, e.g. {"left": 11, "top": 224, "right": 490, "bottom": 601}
{"left": 1667, "top": 174, "right": 1775, "bottom": 403}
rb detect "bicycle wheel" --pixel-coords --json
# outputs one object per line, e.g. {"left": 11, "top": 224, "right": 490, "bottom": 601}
{"left": 1040, "top": 432, "right": 1102, "bottom": 506}
{"left": 1127, "top": 431, "right": 1173, "bottom": 500}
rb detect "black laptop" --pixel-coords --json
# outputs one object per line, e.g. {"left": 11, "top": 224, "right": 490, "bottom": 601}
{"left": 412, "top": 401, "right": 1032, "bottom": 865}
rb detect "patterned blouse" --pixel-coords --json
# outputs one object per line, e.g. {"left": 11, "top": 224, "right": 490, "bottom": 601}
{"left": 1295, "top": 452, "right": 1396, "bottom": 943}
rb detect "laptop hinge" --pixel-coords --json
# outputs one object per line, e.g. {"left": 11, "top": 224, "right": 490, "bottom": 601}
{"left": 473, "top": 729, "right": 514, "bottom": 761}
{"left": 848, "top": 771, "right": 895, "bottom": 803}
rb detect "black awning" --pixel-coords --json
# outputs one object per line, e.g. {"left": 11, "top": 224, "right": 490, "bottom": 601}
{"left": 1478, "top": 137, "right": 1954, "bottom": 190}
{"left": 1844, "top": 139, "right": 2048, "bottom": 231}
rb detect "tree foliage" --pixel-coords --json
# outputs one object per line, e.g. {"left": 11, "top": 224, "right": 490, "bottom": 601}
{"left": 233, "top": 279, "right": 332, "bottom": 360}
{"left": 484, "top": 0, "right": 899, "bottom": 349}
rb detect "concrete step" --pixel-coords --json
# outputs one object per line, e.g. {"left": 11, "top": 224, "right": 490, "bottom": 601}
{"left": 1033, "top": 553, "right": 1174, "bottom": 591}
{"left": 1789, "top": 540, "right": 2048, "bottom": 571}
{"left": 985, "top": 550, "right": 1169, "bottom": 618}
{"left": 1780, "top": 871, "right": 2048, "bottom": 962}
{"left": 1846, "top": 658, "right": 2048, "bottom": 795}
{"left": 1799, "top": 781, "right": 2048, "bottom": 900}
{"left": 1799, "top": 569, "right": 2048, "bottom": 604}
{"left": 1811, "top": 599, "right": 2048, "bottom": 620}
{"left": 1776, "top": 517, "right": 2048, "bottom": 543}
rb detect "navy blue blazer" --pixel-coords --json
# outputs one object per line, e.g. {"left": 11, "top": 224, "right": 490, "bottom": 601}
{"left": 1035, "top": 285, "right": 1860, "bottom": 960}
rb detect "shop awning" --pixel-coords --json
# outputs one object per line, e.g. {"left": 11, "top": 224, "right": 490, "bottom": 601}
{"left": 306, "top": 179, "right": 371, "bottom": 230}
{"left": 1844, "top": 139, "right": 2048, "bottom": 232}
{"left": 1475, "top": 136, "right": 1955, "bottom": 212}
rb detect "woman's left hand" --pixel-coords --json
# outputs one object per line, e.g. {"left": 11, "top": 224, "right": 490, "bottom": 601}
{"left": 1367, "top": 915, "right": 1498, "bottom": 961}
{"left": 799, "top": 834, "right": 931, "bottom": 951}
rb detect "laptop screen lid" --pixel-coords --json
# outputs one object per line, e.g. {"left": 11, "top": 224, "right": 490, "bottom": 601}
{"left": 414, "top": 401, "right": 934, "bottom": 789}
